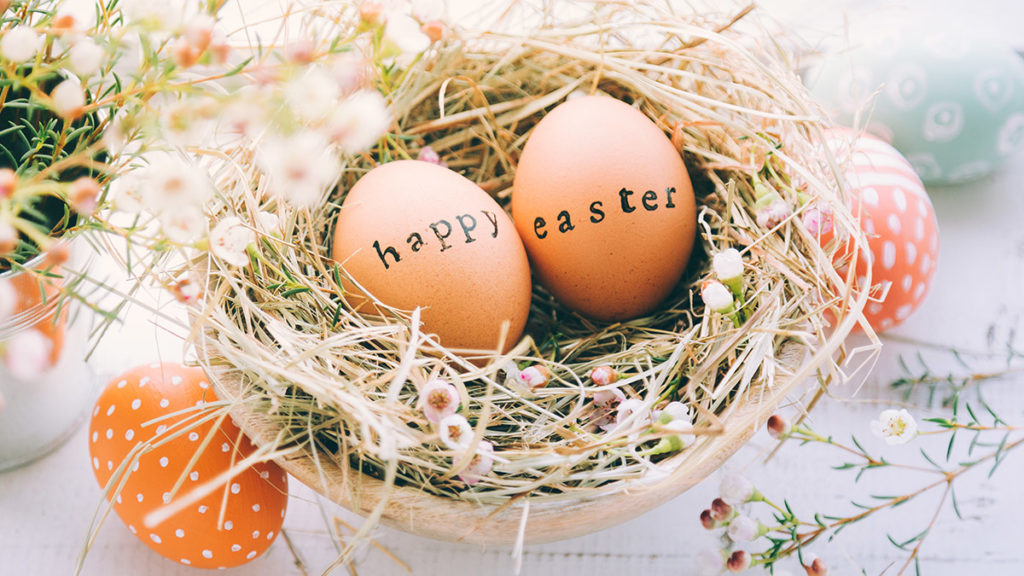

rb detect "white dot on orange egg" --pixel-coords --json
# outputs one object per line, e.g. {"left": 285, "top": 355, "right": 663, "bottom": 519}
{"left": 156, "top": 425, "right": 167, "bottom": 435}
{"left": 188, "top": 432, "right": 199, "bottom": 442}
{"left": 198, "top": 505, "right": 209, "bottom": 514}
{"left": 918, "top": 199, "right": 928, "bottom": 216}
{"left": 125, "top": 429, "right": 134, "bottom": 441}
{"left": 93, "top": 405, "right": 99, "bottom": 417}
{"left": 171, "top": 376, "right": 182, "bottom": 386}
{"left": 115, "top": 494, "right": 122, "bottom": 504}
{"left": 861, "top": 187, "right": 879, "bottom": 205}
{"left": 199, "top": 381, "right": 209, "bottom": 389}
{"left": 175, "top": 529, "right": 185, "bottom": 538}
{"left": 128, "top": 525, "right": 137, "bottom": 534}
{"left": 189, "top": 471, "right": 199, "bottom": 481}
{"left": 139, "top": 377, "right": 150, "bottom": 387}
{"left": 106, "top": 404, "right": 116, "bottom": 416}
{"left": 880, "top": 318, "right": 894, "bottom": 330}
{"left": 159, "top": 398, "right": 169, "bottom": 408}
{"left": 921, "top": 254, "right": 932, "bottom": 274}
{"left": 224, "top": 520, "right": 234, "bottom": 530}
{"left": 892, "top": 188, "right": 906, "bottom": 211}
{"left": 162, "top": 492, "right": 172, "bottom": 503}
{"left": 231, "top": 483, "right": 241, "bottom": 494}
{"left": 181, "top": 559, "right": 191, "bottom": 566}
{"left": 246, "top": 551, "right": 257, "bottom": 560}
{"left": 221, "top": 443, "right": 230, "bottom": 453}
{"left": 105, "top": 428, "right": 113, "bottom": 440}
{"left": 882, "top": 242, "right": 896, "bottom": 269}
{"left": 252, "top": 530, "right": 260, "bottom": 539}
{"left": 905, "top": 242, "right": 917, "bottom": 265}
{"left": 92, "top": 431, "right": 98, "bottom": 443}
{"left": 915, "top": 218, "right": 925, "bottom": 241}
{"left": 887, "top": 213, "right": 901, "bottom": 234}
{"left": 159, "top": 456, "right": 169, "bottom": 467}
{"left": 136, "top": 493, "right": 144, "bottom": 503}
{"left": 131, "top": 398, "right": 141, "bottom": 410}
{"left": 902, "top": 275, "right": 913, "bottom": 292}
{"left": 117, "top": 379, "right": 127, "bottom": 389}
{"left": 266, "top": 531, "right": 274, "bottom": 540}
{"left": 231, "top": 544, "right": 241, "bottom": 552}
{"left": 897, "top": 305, "right": 912, "bottom": 320}
{"left": 107, "top": 460, "right": 113, "bottom": 471}
{"left": 252, "top": 504, "right": 261, "bottom": 512}
{"left": 258, "top": 471, "right": 269, "bottom": 480}
{"left": 150, "top": 534, "right": 162, "bottom": 544}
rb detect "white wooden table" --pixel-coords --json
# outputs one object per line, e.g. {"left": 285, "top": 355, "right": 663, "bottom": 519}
{"left": 3, "top": 1, "right": 1024, "bottom": 575}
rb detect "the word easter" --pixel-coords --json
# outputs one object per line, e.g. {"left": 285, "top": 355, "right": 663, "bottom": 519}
{"left": 532, "top": 186, "right": 680, "bottom": 239}
{"left": 373, "top": 209, "right": 501, "bottom": 270}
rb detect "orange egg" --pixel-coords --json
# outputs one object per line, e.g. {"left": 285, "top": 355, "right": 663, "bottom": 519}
{"left": 88, "top": 363, "right": 288, "bottom": 569}
{"left": 824, "top": 129, "right": 940, "bottom": 332}
{"left": 511, "top": 95, "right": 697, "bottom": 321}
{"left": 332, "top": 160, "right": 532, "bottom": 353}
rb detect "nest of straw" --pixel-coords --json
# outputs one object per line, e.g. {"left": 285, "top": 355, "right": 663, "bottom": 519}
{"left": 194, "top": 0, "right": 870, "bottom": 534}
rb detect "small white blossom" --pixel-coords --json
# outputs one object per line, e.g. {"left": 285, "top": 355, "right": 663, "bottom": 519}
{"left": 121, "top": 0, "right": 186, "bottom": 32}
{"left": 209, "top": 216, "right": 255, "bottom": 267}
{"left": 420, "top": 378, "right": 460, "bottom": 423}
{"left": 140, "top": 154, "right": 213, "bottom": 214}
{"left": 158, "top": 204, "right": 205, "bottom": 243}
{"left": 327, "top": 90, "right": 391, "bottom": 154}
{"left": 615, "top": 398, "right": 649, "bottom": 430}
{"left": 593, "top": 387, "right": 625, "bottom": 409}
{"left": 383, "top": 12, "right": 431, "bottom": 56}
{"left": 712, "top": 248, "right": 743, "bottom": 284}
{"left": 695, "top": 547, "right": 726, "bottom": 576}
{"left": 68, "top": 38, "right": 105, "bottom": 76}
{"left": 412, "top": 0, "right": 446, "bottom": 22}
{"left": 1, "top": 26, "right": 42, "bottom": 64}
{"left": 0, "top": 279, "right": 15, "bottom": 324}
{"left": 802, "top": 204, "right": 834, "bottom": 236}
{"left": 256, "top": 132, "right": 341, "bottom": 207}
{"left": 50, "top": 79, "right": 86, "bottom": 118}
{"left": 3, "top": 329, "right": 52, "bottom": 380}
{"left": 109, "top": 173, "right": 145, "bottom": 213}
{"left": 701, "top": 279, "right": 734, "bottom": 313}
{"left": 870, "top": 408, "right": 917, "bottom": 445}
{"left": 719, "top": 471, "right": 756, "bottom": 504}
{"left": 459, "top": 441, "right": 494, "bottom": 486}
{"left": 517, "top": 365, "right": 549, "bottom": 389}
{"left": 726, "top": 514, "right": 761, "bottom": 543}
{"left": 438, "top": 413, "right": 473, "bottom": 449}
{"left": 256, "top": 211, "right": 281, "bottom": 235}
{"left": 285, "top": 68, "right": 341, "bottom": 123}
{"left": 756, "top": 198, "right": 792, "bottom": 229}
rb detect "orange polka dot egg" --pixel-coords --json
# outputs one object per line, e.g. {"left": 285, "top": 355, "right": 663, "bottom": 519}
{"left": 88, "top": 363, "right": 288, "bottom": 569}
{"left": 824, "top": 129, "right": 940, "bottom": 332}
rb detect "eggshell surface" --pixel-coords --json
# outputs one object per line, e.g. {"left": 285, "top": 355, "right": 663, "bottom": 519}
{"left": 511, "top": 96, "right": 697, "bottom": 321}
{"left": 825, "top": 130, "right": 940, "bottom": 332}
{"left": 88, "top": 363, "right": 288, "bottom": 569}
{"left": 809, "top": 28, "right": 1024, "bottom": 185}
{"left": 332, "top": 161, "right": 532, "bottom": 352}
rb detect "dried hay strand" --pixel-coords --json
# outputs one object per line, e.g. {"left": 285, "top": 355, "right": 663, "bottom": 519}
{"left": 191, "top": 0, "right": 877, "bottom": 545}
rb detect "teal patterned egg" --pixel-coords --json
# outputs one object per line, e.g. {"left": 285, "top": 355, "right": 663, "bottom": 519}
{"left": 807, "top": 31, "right": 1024, "bottom": 185}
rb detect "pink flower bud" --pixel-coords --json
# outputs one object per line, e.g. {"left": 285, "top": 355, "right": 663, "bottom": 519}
{"left": 767, "top": 413, "right": 792, "bottom": 439}
{"left": 458, "top": 441, "right": 494, "bottom": 486}
{"left": 518, "top": 365, "right": 549, "bottom": 389}
{"left": 69, "top": 177, "right": 100, "bottom": 215}
{"left": 421, "top": 20, "right": 445, "bottom": 43}
{"left": 171, "top": 276, "right": 202, "bottom": 304}
{"left": 710, "top": 497, "right": 733, "bottom": 521}
{"left": 726, "top": 514, "right": 761, "bottom": 543}
{"left": 802, "top": 204, "right": 833, "bottom": 236}
{"left": 699, "top": 509, "right": 715, "bottom": 530}
{"left": 803, "top": 554, "right": 828, "bottom": 576}
{"left": 726, "top": 550, "right": 751, "bottom": 573}
{"left": 0, "top": 168, "right": 17, "bottom": 199}
{"left": 421, "top": 378, "right": 460, "bottom": 423}
{"left": 416, "top": 146, "right": 443, "bottom": 165}
{"left": 589, "top": 365, "right": 618, "bottom": 386}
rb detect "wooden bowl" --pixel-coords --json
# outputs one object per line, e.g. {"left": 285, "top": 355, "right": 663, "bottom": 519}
{"left": 202, "top": 341, "right": 805, "bottom": 546}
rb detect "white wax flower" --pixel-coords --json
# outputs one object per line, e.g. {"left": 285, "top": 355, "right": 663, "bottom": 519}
{"left": 1, "top": 26, "right": 42, "bottom": 64}
{"left": 870, "top": 408, "right": 917, "bottom": 445}
{"left": 438, "top": 413, "right": 473, "bottom": 449}
{"left": 719, "top": 471, "right": 755, "bottom": 504}
{"left": 701, "top": 280, "right": 734, "bottom": 313}
{"left": 256, "top": 132, "right": 341, "bottom": 207}
{"left": 517, "top": 365, "right": 549, "bottom": 389}
{"left": 615, "top": 398, "right": 649, "bottom": 430}
{"left": 285, "top": 68, "right": 341, "bottom": 123}
{"left": 383, "top": 12, "right": 431, "bottom": 56}
{"left": 209, "top": 216, "right": 256, "bottom": 267}
{"left": 458, "top": 441, "right": 494, "bottom": 486}
{"left": 158, "top": 204, "right": 205, "bottom": 243}
{"left": 327, "top": 90, "right": 391, "bottom": 154}
{"left": 712, "top": 248, "right": 743, "bottom": 282}
{"left": 51, "top": 79, "right": 86, "bottom": 118}
{"left": 695, "top": 547, "right": 726, "bottom": 576}
{"left": 420, "top": 378, "right": 460, "bottom": 423}
{"left": 68, "top": 38, "right": 105, "bottom": 76}
{"left": 726, "top": 514, "right": 760, "bottom": 542}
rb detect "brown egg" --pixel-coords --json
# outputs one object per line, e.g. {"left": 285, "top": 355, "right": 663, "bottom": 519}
{"left": 88, "top": 363, "right": 289, "bottom": 569}
{"left": 332, "top": 160, "right": 532, "bottom": 353}
{"left": 511, "top": 95, "right": 697, "bottom": 321}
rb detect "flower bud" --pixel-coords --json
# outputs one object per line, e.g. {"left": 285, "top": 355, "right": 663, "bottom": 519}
{"left": 1, "top": 26, "right": 42, "bottom": 64}
{"left": 802, "top": 204, "right": 833, "bottom": 237}
{"left": 767, "top": 413, "right": 792, "bottom": 439}
{"left": 803, "top": 554, "right": 828, "bottom": 576}
{"left": 171, "top": 276, "right": 202, "bottom": 304}
{"left": 44, "top": 242, "right": 71, "bottom": 267}
{"left": 359, "top": 1, "right": 384, "bottom": 25}
{"left": 421, "top": 20, "right": 445, "bottom": 43}
{"left": 518, "top": 365, "right": 549, "bottom": 389}
{"left": 695, "top": 548, "right": 726, "bottom": 576}
{"left": 68, "top": 38, "right": 106, "bottom": 77}
{"left": 720, "top": 471, "right": 758, "bottom": 504}
{"left": 712, "top": 248, "right": 744, "bottom": 284}
{"left": 0, "top": 168, "right": 16, "bottom": 199}
{"left": 589, "top": 365, "right": 618, "bottom": 386}
{"left": 458, "top": 441, "right": 494, "bottom": 486}
{"left": 417, "top": 146, "right": 443, "bottom": 165}
{"left": 69, "top": 177, "right": 100, "bottom": 215}
{"left": 726, "top": 513, "right": 763, "bottom": 543}
{"left": 287, "top": 39, "right": 315, "bottom": 64}
{"left": 726, "top": 550, "right": 751, "bottom": 573}
{"left": 51, "top": 79, "right": 86, "bottom": 119}
{"left": 701, "top": 279, "right": 734, "bottom": 314}
{"left": 699, "top": 509, "right": 716, "bottom": 530}
{"left": 438, "top": 413, "right": 473, "bottom": 449}
{"left": 710, "top": 497, "right": 733, "bottom": 521}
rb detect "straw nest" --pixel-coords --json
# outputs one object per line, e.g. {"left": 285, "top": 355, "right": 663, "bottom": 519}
{"left": 192, "top": 0, "right": 873, "bottom": 545}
